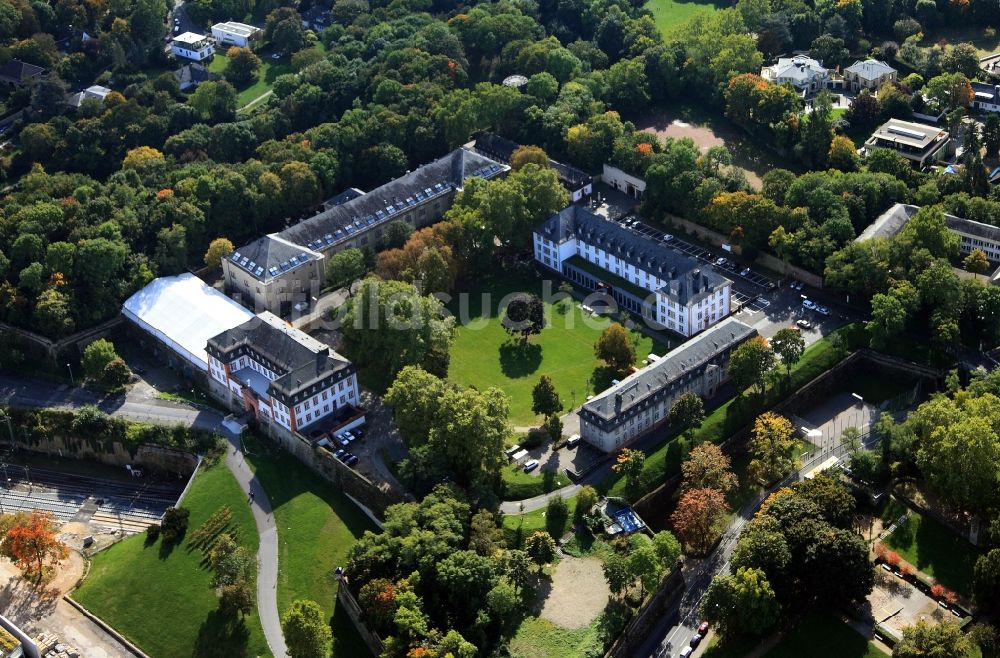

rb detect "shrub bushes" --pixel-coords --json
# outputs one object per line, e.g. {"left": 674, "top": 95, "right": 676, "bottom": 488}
{"left": 161, "top": 507, "right": 190, "bottom": 544}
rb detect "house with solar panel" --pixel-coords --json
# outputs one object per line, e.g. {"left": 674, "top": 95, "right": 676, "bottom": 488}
{"left": 863, "top": 119, "right": 952, "bottom": 169}
{"left": 533, "top": 205, "right": 733, "bottom": 337}
{"left": 578, "top": 318, "right": 757, "bottom": 452}
{"left": 224, "top": 147, "right": 508, "bottom": 314}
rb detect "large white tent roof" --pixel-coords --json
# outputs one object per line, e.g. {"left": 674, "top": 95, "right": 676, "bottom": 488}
{"left": 122, "top": 273, "right": 254, "bottom": 371}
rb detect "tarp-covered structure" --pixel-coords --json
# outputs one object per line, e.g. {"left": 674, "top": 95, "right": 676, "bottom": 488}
{"left": 122, "top": 273, "right": 254, "bottom": 371}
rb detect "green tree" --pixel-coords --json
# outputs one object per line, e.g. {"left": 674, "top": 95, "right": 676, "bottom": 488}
{"left": 681, "top": 442, "right": 737, "bottom": 494}
{"left": 224, "top": 46, "right": 262, "bottom": 86}
{"left": 965, "top": 249, "right": 990, "bottom": 278}
{"left": 728, "top": 336, "right": 774, "bottom": 396}
{"left": 576, "top": 485, "right": 598, "bottom": 519}
{"left": 155, "top": 224, "right": 188, "bottom": 275}
{"left": 796, "top": 90, "right": 835, "bottom": 168}
{"left": 82, "top": 339, "right": 119, "bottom": 380}
{"left": 748, "top": 412, "right": 796, "bottom": 484}
{"left": 628, "top": 541, "right": 664, "bottom": 597}
{"left": 702, "top": 567, "right": 780, "bottom": 636}
{"left": 668, "top": 392, "right": 705, "bottom": 441}
{"left": 770, "top": 327, "right": 805, "bottom": 383}
{"left": 827, "top": 135, "right": 859, "bottom": 172}
{"left": 203, "top": 237, "right": 234, "bottom": 269}
{"left": 510, "top": 145, "right": 549, "bottom": 171}
{"left": 612, "top": 448, "right": 645, "bottom": 500}
{"left": 33, "top": 289, "right": 75, "bottom": 337}
{"left": 531, "top": 375, "right": 562, "bottom": 417}
{"left": 973, "top": 549, "right": 1000, "bottom": 610}
{"left": 325, "top": 248, "right": 366, "bottom": 290}
{"left": 985, "top": 113, "right": 1000, "bottom": 158}
{"left": 189, "top": 81, "right": 238, "bottom": 122}
{"left": 867, "top": 293, "right": 908, "bottom": 349}
{"left": 502, "top": 293, "right": 545, "bottom": 343}
{"left": 525, "top": 531, "right": 558, "bottom": 564}
{"left": 594, "top": 323, "right": 635, "bottom": 374}
{"left": 384, "top": 366, "right": 448, "bottom": 447}
{"left": 282, "top": 599, "right": 332, "bottom": 658}
{"left": 468, "top": 509, "right": 503, "bottom": 557}
{"left": 893, "top": 619, "right": 971, "bottom": 658}
{"left": 101, "top": 358, "right": 131, "bottom": 389}
{"left": 651, "top": 530, "right": 682, "bottom": 570}
{"left": 602, "top": 552, "right": 632, "bottom": 598}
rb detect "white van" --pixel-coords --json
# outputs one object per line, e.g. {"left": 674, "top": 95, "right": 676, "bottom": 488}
{"left": 523, "top": 459, "right": 539, "bottom": 473}
{"left": 566, "top": 434, "right": 581, "bottom": 448}
{"left": 679, "top": 648, "right": 693, "bottom": 658}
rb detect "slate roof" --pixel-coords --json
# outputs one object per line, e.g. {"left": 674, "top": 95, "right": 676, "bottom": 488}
{"left": 228, "top": 235, "right": 322, "bottom": 284}
{"left": 0, "top": 59, "right": 43, "bottom": 84}
{"left": 536, "top": 205, "right": 731, "bottom": 306}
{"left": 844, "top": 59, "right": 896, "bottom": 80}
{"left": 972, "top": 82, "right": 1000, "bottom": 104}
{"left": 946, "top": 215, "right": 1000, "bottom": 242}
{"left": 473, "top": 132, "right": 592, "bottom": 190}
{"left": 274, "top": 147, "right": 506, "bottom": 253}
{"left": 582, "top": 317, "right": 756, "bottom": 421}
{"left": 762, "top": 55, "right": 827, "bottom": 84}
{"left": 856, "top": 202, "right": 1000, "bottom": 245}
{"left": 174, "top": 63, "right": 214, "bottom": 87}
{"left": 207, "top": 312, "right": 353, "bottom": 402}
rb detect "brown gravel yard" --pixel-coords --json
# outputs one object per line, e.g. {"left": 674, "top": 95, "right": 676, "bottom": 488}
{"left": 538, "top": 556, "right": 610, "bottom": 629}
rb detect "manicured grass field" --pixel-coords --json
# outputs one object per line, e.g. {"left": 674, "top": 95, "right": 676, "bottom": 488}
{"left": 644, "top": 0, "right": 725, "bottom": 35}
{"left": 509, "top": 616, "right": 603, "bottom": 658}
{"left": 882, "top": 504, "right": 982, "bottom": 599}
{"left": 447, "top": 268, "right": 667, "bottom": 427}
{"left": 74, "top": 463, "right": 271, "bottom": 658}
{"left": 704, "top": 611, "right": 888, "bottom": 658}
{"left": 207, "top": 42, "right": 326, "bottom": 108}
{"left": 243, "top": 434, "right": 377, "bottom": 657}
{"left": 503, "top": 463, "right": 574, "bottom": 501}
{"left": 502, "top": 495, "right": 579, "bottom": 547}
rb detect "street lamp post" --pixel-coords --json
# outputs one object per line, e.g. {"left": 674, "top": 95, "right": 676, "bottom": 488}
{"left": 66, "top": 362, "right": 75, "bottom": 387}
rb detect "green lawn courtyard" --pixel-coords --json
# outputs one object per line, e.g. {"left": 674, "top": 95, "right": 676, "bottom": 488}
{"left": 447, "top": 267, "right": 667, "bottom": 427}
{"left": 73, "top": 463, "right": 271, "bottom": 658}
{"left": 882, "top": 500, "right": 982, "bottom": 599}
{"left": 207, "top": 42, "right": 326, "bottom": 108}
{"left": 643, "top": 0, "right": 725, "bottom": 35}
{"left": 242, "top": 433, "right": 377, "bottom": 657}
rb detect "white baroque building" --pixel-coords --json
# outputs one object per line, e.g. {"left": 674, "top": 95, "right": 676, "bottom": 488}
{"left": 533, "top": 205, "right": 733, "bottom": 337}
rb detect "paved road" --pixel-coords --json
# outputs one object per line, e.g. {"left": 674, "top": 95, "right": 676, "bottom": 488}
{"left": 637, "top": 440, "right": 859, "bottom": 658}
{"left": 0, "top": 373, "right": 290, "bottom": 658}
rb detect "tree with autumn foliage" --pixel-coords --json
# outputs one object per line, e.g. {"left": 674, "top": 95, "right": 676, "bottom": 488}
{"left": 748, "top": 412, "right": 796, "bottom": 484}
{"left": 359, "top": 578, "right": 397, "bottom": 629}
{"left": 671, "top": 487, "right": 730, "bottom": 555}
{"left": 595, "top": 323, "right": 636, "bottom": 375}
{"left": 510, "top": 145, "right": 550, "bottom": 171}
{"left": 681, "top": 442, "right": 737, "bottom": 495}
{"left": 0, "top": 511, "right": 68, "bottom": 584}
{"left": 612, "top": 448, "right": 646, "bottom": 500}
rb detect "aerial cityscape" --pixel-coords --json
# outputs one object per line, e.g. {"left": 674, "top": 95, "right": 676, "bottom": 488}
{"left": 0, "top": 0, "right": 997, "bottom": 656}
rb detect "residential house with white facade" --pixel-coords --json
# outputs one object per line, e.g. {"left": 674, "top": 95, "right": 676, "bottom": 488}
{"left": 211, "top": 22, "right": 261, "bottom": 48}
{"left": 843, "top": 60, "right": 897, "bottom": 93}
{"left": 171, "top": 32, "right": 215, "bottom": 61}
{"left": 207, "top": 312, "right": 359, "bottom": 433}
{"left": 533, "top": 205, "right": 733, "bottom": 337}
{"left": 972, "top": 82, "right": 1000, "bottom": 114}
{"left": 578, "top": 318, "right": 757, "bottom": 451}
{"left": 863, "top": 119, "right": 951, "bottom": 169}
{"left": 760, "top": 54, "right": 829, "bottom": 94}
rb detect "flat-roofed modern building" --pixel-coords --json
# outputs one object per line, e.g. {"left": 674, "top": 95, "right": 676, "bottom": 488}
{"left": 226, "top": 147, "right": 508, "bottom": 314}
{"left": 579, "top": 317, "right": 757, "bottom": 451}
{"left": 207, "top": 312, "right": 359, "bottom": 432}
{"left": 211, "top": 21, "right": 261, "bottom": 48}
{"left": 533, "top": 205, "right": 732, "bottom": 337}
{"left": 863, "top": 119, "right": 951, "bottom": 169}
{"left": 170, "top": 32, "right": 215, "bottom": 61}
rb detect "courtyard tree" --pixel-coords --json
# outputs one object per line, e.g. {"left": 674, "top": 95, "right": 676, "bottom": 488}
{"left": 667, "top": 392, "right": 705, "bottom": 441}
{"left": 893, "top": 619, "right": 971, "bottom": 658}
{"left": 0, "top": 511, "right": 68, "bottom": 584}
{"left": 728, "top": 336, "right": 774, "bottom": 396}
{"left": 701, "top": 567, "right": 779, "bottom": 636}
{"left": 224, "top": 46, "right": 261, "bottom": 86}
{"left": 385, "top": 366, "right": 448, "bottom": 447}
{"left": 770, "top": 327, "right": 805, "bottom": 384}
{"left": 974, "top": 549, "right": 1000, "bottom": 610}
{"left": 748, "top": 412, "right": 796, "bottom": 484}
{"left": 965, "top": 249, "right": 990, "bottom": 278}
{"left": 510, "top": 145, "right": 549, "bottom": 170}
{"left": 203, "top": 237, "right": 234, "bottom": 269}
{"left": 325, "top": 247, "right": 367, "bottom": 290}
{"left": 282, "top": 599, "right": 332, "bottom": 658}
{"left": 82, "top": 338, "right": 120, "bottom": 380}
{"left": 595, "top": 323, "right": 635, "bottom": 374}
{"left": 502, "top": 293, "right": 545, "bottom": 344}
{"left": 671, "top": 487, "right": 730, "bottom": 555}
{"left": 531, "top": 374, "right": 563, "bottom": 417}
{"left": 681, "top": 442, "right": 737, "bottom": 495}
{"left": 612, "top": 448, "right": 645, "bottom": 499}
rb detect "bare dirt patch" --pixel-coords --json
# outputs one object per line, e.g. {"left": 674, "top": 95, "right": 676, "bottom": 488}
{"left": 538, "top": 556, "right": 610, "bottom": 629}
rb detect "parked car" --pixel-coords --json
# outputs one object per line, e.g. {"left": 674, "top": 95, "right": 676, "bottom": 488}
{"left": 523, "top": 459, "right": 539, "bottom": 473}
{"left": 662, "top": 234, "right": 674, "bottom": 242}
{"left": 271, "top": 52, "right": 283, "bottom": 59}
{"left": 714, "top": 257, "right": 727, "bottom": 266}
{"left": 740, "top": 267, "right": 751, "bottom": 277}
{"left": 698, "top": 621, "right": 709, "bottom": 634}
{"left": 790, "top": 280, "right": 805, "bottom": 291}
{"left": 690, "top": 634, "right": 703, "bottom": 648}
{"left": 566, "top": 434, "right": 581, "bottom": 448}
{"left": 336, "top": 433, "right": 350, "bottom": 447}
{"left": 796, "top": 319, "right": 813, "bottom": 329}
{"left": 802, "top": 299, "right": 816, "bottom": 310}
{"left": 343, "top": 431, "right": 356, "bottom": 443}
{"left": 353, "top": 428, "right": 364, "bottom": 439}
{"left": 679, "top": 648, "right": 693, "bottom": 658}
{"left": 334, "top": 448, "right": 346, "bottom": 460}
{"left": 345, "top": 454, "right": 359, "bottom": 466}
{"left": 815, "top": 305, "right": 831, "bottom": 316}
